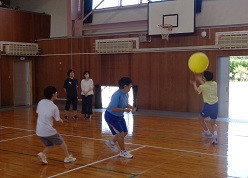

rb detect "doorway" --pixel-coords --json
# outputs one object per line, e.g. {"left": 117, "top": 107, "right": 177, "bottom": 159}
{"left": 13, "top": 61, "right": 31, "bottom": 106}
{"left": 101, "top": 86, "right": 133, "bottom": 108}
{"left": 217, "top": 56, "right": 229, "bottom": 118}
{"left": 229, "top": 56, "right": 248, "bottom": 120}
{"left": 218, "top": 56, "right": 248, "bottom": 120}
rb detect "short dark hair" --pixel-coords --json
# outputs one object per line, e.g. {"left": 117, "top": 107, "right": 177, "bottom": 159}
{"left": 204, "top": 70, "right": 213, "bottom": 81}
{"left": 83, "top": 71, "right": 90, "bottom": 79}
{"left": 67, "top": 69, "right": 74, "bottom": 77}
{"left": 44, "top": 86, "right": 57, "bottom": 99}
{"left": 118, "top": 77, "right": 132, "bottom": 89}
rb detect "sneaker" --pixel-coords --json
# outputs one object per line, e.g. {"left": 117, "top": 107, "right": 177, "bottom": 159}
{"left": 73, "top": 115, "right": 78, "bottom": 120}
{"left": 202, "top": 131, "right": 213, "bottom": 138}
{"left": 64, "top": 155, "right": 76, "bottom": 163}
{"left": 105, "top": 140, "right": 119, "bottom": 152}
{"left": 38, "top": 152, "right": 48, "bottom": 164}
{"left": 119, "top": 150, "right": 133, "bottom": 159}
{"left": 211, "top": 135, "right": 218, "bottom": 145}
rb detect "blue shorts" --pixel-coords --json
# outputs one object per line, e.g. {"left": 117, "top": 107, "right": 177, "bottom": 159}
{"left": 105, "top": 111, "right": 127, "bottom": 135}
{"left": 200, "top": 102, "right": 218, "bottom": 119}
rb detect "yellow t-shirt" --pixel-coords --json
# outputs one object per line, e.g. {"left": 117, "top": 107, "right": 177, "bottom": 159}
{"left": 197, "top": 81, "right": 218, "bottom": 105}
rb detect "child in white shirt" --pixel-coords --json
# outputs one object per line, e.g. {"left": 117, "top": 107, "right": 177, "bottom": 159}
{"left": 36, "top": 86, "right": 76, "bottom": 164}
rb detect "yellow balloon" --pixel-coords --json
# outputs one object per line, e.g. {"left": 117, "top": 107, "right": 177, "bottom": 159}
{"left": 188, "top": 52, "right": 209, "bottom": 74}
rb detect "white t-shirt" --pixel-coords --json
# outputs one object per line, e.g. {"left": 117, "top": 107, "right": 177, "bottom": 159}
{"left": 36, "top": 99, "right": 61, "bottom": 137}
{"left": 81, "top": 79, "right": 94, "bottom": 95}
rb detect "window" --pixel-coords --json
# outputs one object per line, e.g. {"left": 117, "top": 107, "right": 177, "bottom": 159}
{"left": 142, "top": 0, "right": 150, "bottom": 3}
{"left": 122, "top": 0, "right": 139, "bottom": 6}
{"left": 78, "top": 0, "right": 81, "bottom": 11}
{"left": 93, "top": 0, "right": 119, "bottom": 9}
{"left": 150, "top": 0, "right": 163, "bottom": 2}
{"left": 93, "top": 0, "right": 162, "bottom": 9}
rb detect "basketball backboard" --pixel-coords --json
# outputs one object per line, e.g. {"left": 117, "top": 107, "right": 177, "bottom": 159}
{"left": 148, "top": 0, "right": 195, "bottom": 36}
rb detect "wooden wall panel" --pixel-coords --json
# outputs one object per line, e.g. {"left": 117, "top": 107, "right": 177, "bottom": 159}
{"left": 0, "top": 8, "right": 50, "bottom": 106}
{"left": 39, "top": 39, "right": 71, "bottom": 54}
{"left": 34, "top": 26, "right": 248, "bottom": 112}
{"left": 0, "top": 8, "right": 50, "bottom": 42}
{"left": 130, "top": 53, "right": 151, "bottom": 109}
{"left": 87, "top": 55, "right": 102, "bottom": 85}
{"left": 35, "top": 54, "right": 102, "bottom": 104}
{"left": 0, "top": 56, "right": 13, "bottom": 106}
{"left": 34, "top": 56, "right": 70, "bottom": 101}
{"left": 101, "top": 54, "right": 130, "bottom": 86}
{"left": 33, "top": 14, "right": 50, "bottom": 40}
{"left": 0, "top": 56, "right": 39, "bottom": 107}
{"left": 0, "top": 9, "right": 11, "bottom": 41}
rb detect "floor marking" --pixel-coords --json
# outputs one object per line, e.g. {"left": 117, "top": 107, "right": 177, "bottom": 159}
{"left": 48, "top": 146, "right": 145, "bottom": 178}
{"left": 0, "top": 134, "right": 36, "bottom": 143}
{"left": 0, "top": 125, "right": 228, "bottom": 158}
{"left": 0, "top": 126, "right": 35, "bottom": 132}
{"left": 0, "top": 147, "right": 138, "bottom": 176}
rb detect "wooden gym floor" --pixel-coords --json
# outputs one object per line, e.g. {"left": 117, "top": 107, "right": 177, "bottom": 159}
{"left": 0, "top": 107, "right": 248, "bottom": 177}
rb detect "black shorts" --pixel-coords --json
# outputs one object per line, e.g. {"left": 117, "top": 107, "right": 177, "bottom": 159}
{"left": 65, "top": 96, "right": 78, "bottom": 110}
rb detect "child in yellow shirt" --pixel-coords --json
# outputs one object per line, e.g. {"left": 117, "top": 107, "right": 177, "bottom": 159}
{"left": 191, "top": 71, "right": 218, "bottom": 144}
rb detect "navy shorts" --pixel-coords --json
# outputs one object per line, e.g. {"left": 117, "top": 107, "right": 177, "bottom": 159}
{"left": 200, "top": 102, "right": 218, "bottom": 119}
{"left": 105, "top": 111, "right": 127, "bottom": 135}
{"left": 65, "top": 96, "right": 78, "bottom": 110}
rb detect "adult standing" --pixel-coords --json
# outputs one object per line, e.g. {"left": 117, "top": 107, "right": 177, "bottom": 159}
{"left": 63, "top": 69, "right": 78, "bottom": 121}
{"left": 81, "top": 71, "right": 94, "bottom": 119}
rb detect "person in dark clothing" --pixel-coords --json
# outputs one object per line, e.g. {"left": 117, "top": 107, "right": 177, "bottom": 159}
{"left": 63, "top": 69, "right": 78, "bottom": 121}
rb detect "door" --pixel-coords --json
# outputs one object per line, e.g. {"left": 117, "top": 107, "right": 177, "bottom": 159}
{"left": 217, "top": 56, "right": 230, "bottom": 118}
{"left": 13, "top": 61, "right": 31, "bottom": 106}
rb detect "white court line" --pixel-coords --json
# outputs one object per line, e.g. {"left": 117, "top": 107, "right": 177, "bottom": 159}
{"left": 0, "top": 126, "right": 35, "bottom": 132}
{"left": 0, "top": 125, "right": 228, "bottom": 158}
{"left": 144, "top": 145, "right": 227, "bottom": 158}
{"left": 60, "top": 134, "right": 228, "bottom": 158}
{"left": 48, "top": 146, "right": 146, "bottom": 178}
{"left": 0, "top": 134, "right": 36, "bottom": 143}
{"left": 60, "top": 133, "right": 143, "bottom": 146}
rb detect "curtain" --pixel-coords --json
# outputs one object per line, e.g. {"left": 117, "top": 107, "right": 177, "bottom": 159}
{"left": 196, "top": 0, "right": 202, "bottom": 13}
{"left": 94, "top": 84, "right": 102, "bottom": 109}
{"left": 132, "top": 85, "right": 138, "bottom": 111}
{"left": 84, "top": 0, "right": 93, "bottom": 23}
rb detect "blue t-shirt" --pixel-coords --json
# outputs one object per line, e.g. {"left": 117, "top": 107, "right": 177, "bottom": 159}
{"left": 106, "top": 89, "right": 129, "bottom": 117}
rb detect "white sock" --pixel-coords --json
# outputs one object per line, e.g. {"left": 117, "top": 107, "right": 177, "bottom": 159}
{"left": 214, "top": 131, "right": 217, "bottom": 136}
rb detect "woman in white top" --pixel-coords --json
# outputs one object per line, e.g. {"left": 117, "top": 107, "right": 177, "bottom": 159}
{"left": 81, "top": 71, "right": 94, "bottom": 119}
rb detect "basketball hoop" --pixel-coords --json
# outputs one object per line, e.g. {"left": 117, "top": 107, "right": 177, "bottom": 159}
{"left": 158, "top": 24, "right": 173, "bottom": 40}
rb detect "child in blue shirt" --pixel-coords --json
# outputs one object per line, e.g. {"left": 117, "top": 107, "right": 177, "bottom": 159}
{"left": 105, "top": 77, "right": 136, "bottom": 159}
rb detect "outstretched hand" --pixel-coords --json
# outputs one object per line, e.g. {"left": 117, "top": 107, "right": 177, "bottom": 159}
{"left": 195, "top": 74, "right": 204, "bottom": 83}
{"left": 190, "top": 80, "right": 196, "bottom": 85}
{"left": 131, "top": 107, "right": 136, "bottom": 114}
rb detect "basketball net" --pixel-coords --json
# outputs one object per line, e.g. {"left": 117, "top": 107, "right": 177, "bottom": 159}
{"left": 158, "top": 24, "right": 173, "bottom": 40}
